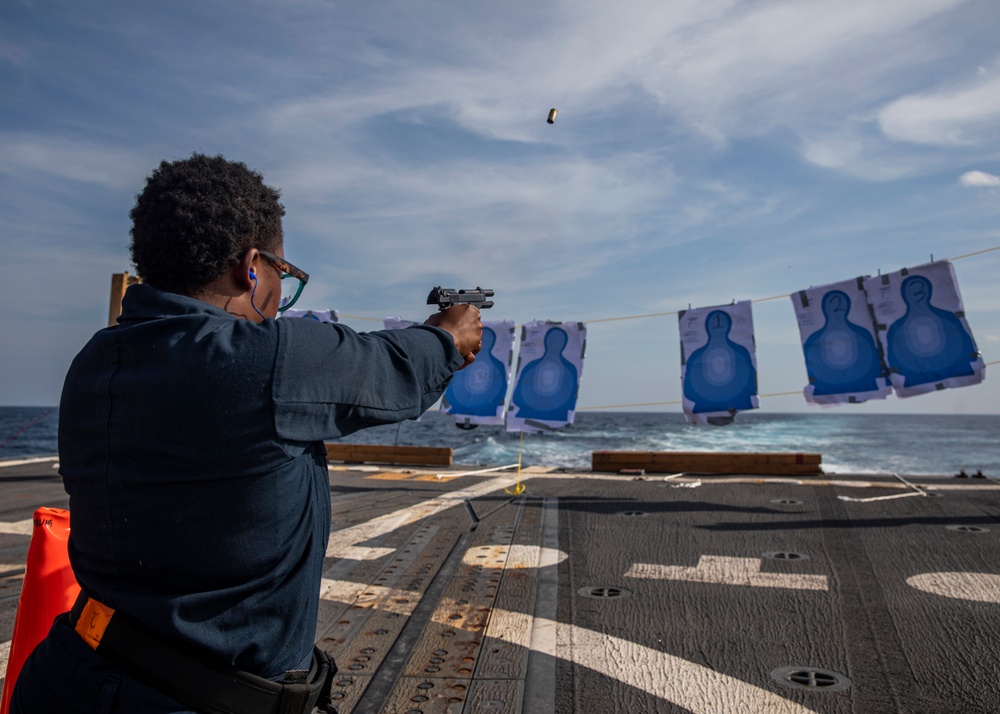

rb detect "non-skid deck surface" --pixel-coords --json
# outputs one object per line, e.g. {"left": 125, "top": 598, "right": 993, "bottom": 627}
{"left": 2, "top": 459, "right": 1000, "bottom": 713}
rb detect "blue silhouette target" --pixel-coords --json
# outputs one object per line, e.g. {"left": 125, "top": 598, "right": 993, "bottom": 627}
{"left": 508, "top": 321, "right": 586, "bottom": 433}
{"left": 679, "top": 302, "right": 758, "bottom": 424}
{"left": 792, "top": 281, "right": 889, "bottom": 405}
{"left": 888, "top": 276, "right": 976, "bottom": 385}
{"left": 442, "top": 322, "right": 514, "bottom": 425}
{"left": 865, "top": 262, "right": 984, "bottom": 398}
{"left": 513, "top": 329, "right": 577, "bottom": 418}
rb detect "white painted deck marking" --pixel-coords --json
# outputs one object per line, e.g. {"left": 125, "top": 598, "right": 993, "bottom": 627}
{"left": 0, "top": 639, "right": 10, "bottom": 690}
{"left": 314, "top": 576, "right": 818, "bottom": 712}
{"left": 524, "top": 496, "right": 560, "bottom": 713}
{"left": 625, "top": 555, "right": 829, "bottom": 591}
{"left": 0, "top": 457, "right": 58, "bottom": 470}
{"left": 545, "top": 614, "right": 819, "bottom": 713}
{"left": 318, "top": 577, "right": 369, "bottom": 604}
{"left": 506, "top": 471, "right": 1000, "bottom": 491}
{"left": 461, "top": 543, "right": 566, "bottom": 569}
{"left": 325, "top": 475, "right": 518, "bottom": 560}
{"left": 319, "top": 580, "right": 422, "bottom": 615}
{"left": 906, "top": 572, "right": 1000, "bottom": 604}
{"left": 838, "top": 492, "right": 925, "bottom": 503}
{"left": 0, "top": 519, "right": 34, "bottom": 536}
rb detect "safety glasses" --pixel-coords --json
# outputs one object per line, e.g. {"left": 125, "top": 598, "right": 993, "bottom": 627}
{"left": 259, "top": 250, "right": 309, "bottom": 312}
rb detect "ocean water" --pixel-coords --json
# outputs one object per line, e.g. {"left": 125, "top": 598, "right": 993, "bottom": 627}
{"left": 3, "top": 406, "right": 996, "bottom": 478}
{"left": 344, "top": 410, "right": 1000, "bottom": 477}
{"left": 0, "top": 407, "right": 59, "bottom": 460}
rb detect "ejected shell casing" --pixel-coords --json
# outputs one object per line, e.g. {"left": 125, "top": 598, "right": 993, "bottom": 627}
{"left": 547, "top": 108, "right": 557, "bottom": 124}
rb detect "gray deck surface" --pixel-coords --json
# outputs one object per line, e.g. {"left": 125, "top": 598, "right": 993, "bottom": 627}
{"left": 2, "top": 457, "right": 999, "bottom": 713}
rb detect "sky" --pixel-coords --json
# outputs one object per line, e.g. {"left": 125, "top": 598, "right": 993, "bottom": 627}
{"left": 1, "top": 0, "right": 999, "bottom": 415}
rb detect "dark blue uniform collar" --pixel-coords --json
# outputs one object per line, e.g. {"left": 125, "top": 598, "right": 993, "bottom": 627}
{"left": 119, "top": 283, "right": 235, "bottom": 324}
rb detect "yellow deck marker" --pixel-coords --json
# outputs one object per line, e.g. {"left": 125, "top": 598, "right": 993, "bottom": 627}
{"left": 506, "top": 432, "right": 527, "bottom": 495}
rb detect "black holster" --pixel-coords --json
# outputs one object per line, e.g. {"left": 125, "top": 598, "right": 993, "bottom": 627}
{"left": 70, "top": 592, "right": 338, "bottom": 714}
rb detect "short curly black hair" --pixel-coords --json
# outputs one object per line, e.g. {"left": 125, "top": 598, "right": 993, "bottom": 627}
{"left": 129, "top": 153, "right": 286, "bottom": 296}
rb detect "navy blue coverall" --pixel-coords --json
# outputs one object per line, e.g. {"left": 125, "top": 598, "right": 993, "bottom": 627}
{"left": 12, "top": 284, "right": 463, "bottom": 712}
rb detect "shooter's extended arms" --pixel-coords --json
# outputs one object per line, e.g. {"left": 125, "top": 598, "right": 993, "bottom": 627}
{"left": 427, "top": 287, "right": 494, "bottom": 311}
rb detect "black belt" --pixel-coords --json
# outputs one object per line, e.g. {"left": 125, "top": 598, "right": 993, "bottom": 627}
{"left": 69, "top": 592, "right": 337, "bottom": 714}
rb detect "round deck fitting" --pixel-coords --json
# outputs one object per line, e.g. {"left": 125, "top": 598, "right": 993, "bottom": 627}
{"left": 771, "top": 666, "right": 853, "bottom": 692}
{"left": 763, "top": 551, "right": 810, "bottom": 561}
{"left": 578, "top": 585, "right": 632, "bottom": 599}
{"left": 946, "top": 524, "right": 990, "bottom": 533}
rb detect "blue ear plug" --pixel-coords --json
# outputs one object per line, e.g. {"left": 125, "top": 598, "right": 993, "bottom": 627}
{"left": 249, "top": 270, "right": 265, "bottom": 320}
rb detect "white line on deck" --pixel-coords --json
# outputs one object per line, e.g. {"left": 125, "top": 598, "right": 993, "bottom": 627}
{"left": 0, "top": 519, "right": 34, "bottom": 536}
{"left": 316, "top": 572, "right": 818, "bottom": 713}
{"left": 625, "top": 555, "right": 829, "bottom": 591}
{"left": 319, "top": 580, "right": 423, "bottom": 615}
{"left": 0, "top": 640, "right": 9, "bottom": 689}
{"left": 324, "top": 475, "right": 519, "bottom": 560}
{"left": 525, "top": 496, "right": 559, "bottom": 713}
{"left": 0, "top": 457, "right": 58, "bottom": 470}
{"left": 906, "top": 572, "right": 1000, "bottom": 604}
{"left": 838, "top": 492, "right": 925, "bottom": 503}
{"left": 539, "top": 613, "right": 820, "bottom": 713}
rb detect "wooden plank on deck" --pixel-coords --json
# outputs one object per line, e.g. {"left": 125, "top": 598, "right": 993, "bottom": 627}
{"left": 592, "top": 450, "right": 822, "bottom": 476}
{"left": 326, "top": 443, "right": 453, "bottom": 467}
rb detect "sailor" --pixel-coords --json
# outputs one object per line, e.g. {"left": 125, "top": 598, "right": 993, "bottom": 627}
{"left": 11, "top": 153, "right": 482, "bottom": 713}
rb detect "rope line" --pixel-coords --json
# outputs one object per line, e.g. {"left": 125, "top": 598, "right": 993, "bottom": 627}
{"left": 750, "top": 293, "right": 790, "bottom": 304}
{"left": 587, "top": 310, "right": 679, "bottom": 324}
{"left": 948, "top": 245, "right": 1000, "bottom": 262}
{"left": 337, "top": 314, "right": 383, "bottom": 322}
{"left": 331, "top": 242, "right": 1000, "bottom": 327}
{"left": 324, "top": 244, "right": 999, "bottom": 413}
{"left": 578, "top": 401, "right": 680, "bottom": 410}
{"left": 581, "top": 245, "right": 999, "bottom": 324}
{"left": 578, "top": 389, "right": 806, "bottom": 411}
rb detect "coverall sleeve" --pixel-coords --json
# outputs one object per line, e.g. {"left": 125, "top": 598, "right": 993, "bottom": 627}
{"left": 271, "top": 320, "right": 464, "bottom": 441}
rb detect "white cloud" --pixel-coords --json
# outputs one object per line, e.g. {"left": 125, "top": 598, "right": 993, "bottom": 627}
{"left": 627, "top": 0, "right": 969, "bottom": 140}
{"left": 274, "top": 149, "right": 675, "bottom": 295}
{"left": 265, "top": 0, "right": 974, "bottom": 151}
{"left": 0, "top": 40, "right": 29, "bottom": 65}
{"left": 879, "top": 71, "right": 1000, "bottom": 146}
{"left": 0, "top": 134, "right": 148, "bottom": 189}
{"left": 959, "top": 170, "right": 1000, "bottom": 188}
{"left": 254, "top": 0, "right": 991, "bottom": 203}
{"left": 800, "top": 133, "right": 923, "bottom": 181}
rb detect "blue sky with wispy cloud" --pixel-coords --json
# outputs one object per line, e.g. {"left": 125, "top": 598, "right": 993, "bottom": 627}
{"left": 2, "top": 0, "right": 998, "bottom": 413}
